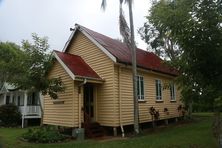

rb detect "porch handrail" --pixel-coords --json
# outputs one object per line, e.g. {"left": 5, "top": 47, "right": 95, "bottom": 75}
{"left": 19, "top": 105, "right": 41, "bottom": 116}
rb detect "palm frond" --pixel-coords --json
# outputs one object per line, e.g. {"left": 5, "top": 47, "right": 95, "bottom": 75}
{"left": 101, "top": 0, "right": 107, "bottom": 11}
{"left": 124, "top": 0, "right": 133, "bottom": 6}
{"left": 119, "top": 3, "right": 131, "bottom": 46}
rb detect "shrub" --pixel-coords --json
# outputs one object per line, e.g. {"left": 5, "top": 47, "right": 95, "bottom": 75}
{"left": 149, "top": 106, "right": 160, "bottom": 120}
{"left": 22, "top": 126, "right": 66, "bottom": 143}
{"left": 164, "top": 107, "right": 169, "bottom": 115}
{"left": 0, "top": 103, "right": 21, "bottom": 127}
{"left": 177, "top": 105, "right": 187, "bottom": 117}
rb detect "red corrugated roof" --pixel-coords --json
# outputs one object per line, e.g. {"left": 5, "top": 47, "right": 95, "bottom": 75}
{"left": 79, "top": 25, "right": 179, "bottom": 76}
{"left": 54, "top": 50, "right": 102, "bottom": 80}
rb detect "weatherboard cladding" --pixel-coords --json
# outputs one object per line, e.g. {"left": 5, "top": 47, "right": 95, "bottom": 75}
{"left": 78, "top": 25, "right": 178, "bottom": 76}
{"left": 44, "top": 25, "right": 182, "bottom": 128}
{"left": 54, "top": 50, "right": 102, "bottom": 80}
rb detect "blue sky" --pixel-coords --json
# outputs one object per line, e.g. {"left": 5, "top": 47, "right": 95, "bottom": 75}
{"left": 0, "top": 0, "right": 151, "bottom": 51}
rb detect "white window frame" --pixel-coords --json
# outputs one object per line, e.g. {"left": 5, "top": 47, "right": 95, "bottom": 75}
{"left": 137, "top": 75, "right": 144, "bottom": 101}
{"left": 155, "top": 79, "right": 162, "bottom": 101}
{"left": 170, "top": 83, "right": 176, "bottom": 101}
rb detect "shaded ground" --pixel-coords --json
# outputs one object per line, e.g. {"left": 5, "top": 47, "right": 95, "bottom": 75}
{"left": 0, "top": 113, "right": 218, "bottom": 148}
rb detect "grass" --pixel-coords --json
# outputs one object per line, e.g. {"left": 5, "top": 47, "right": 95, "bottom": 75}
{"left": 0, "top": 113, "right": 218, "bottom": 148}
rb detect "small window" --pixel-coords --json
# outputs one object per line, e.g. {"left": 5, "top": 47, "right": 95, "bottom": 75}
{"left": 155, "top": 79, "right": 162, "bottom": 101}
{"left": 17, "top": 96, "right": 20, "bottom": 106}
{"left": 137, "top": 76, "right": 144, "bottom": 101}
{"left": 12, "top": 95, "right": 15, "bottom": 104}
{"left": 6, "top": 96, "right": 10, "bottom": 104}
{"left": 17, "top": 96, "right": 24, "bottom": 106}
{"left": 20, "top": 96, "right": 24, "bottom": 106}
{"left": 170, "top": 83, "right": 176, "bottom": 101}
{"left": 27, "top": 92, "right": 39, "bottom": 105}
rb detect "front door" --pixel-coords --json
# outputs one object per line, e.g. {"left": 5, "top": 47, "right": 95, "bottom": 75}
{"left": 84, "top": 84, "right": 94, "bottom": 121}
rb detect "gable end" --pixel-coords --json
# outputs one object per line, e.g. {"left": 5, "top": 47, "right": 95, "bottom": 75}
{"left": 63, "top": 24, "right": 117, "bottom": 63}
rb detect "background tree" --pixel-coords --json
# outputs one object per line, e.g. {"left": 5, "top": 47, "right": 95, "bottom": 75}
{"left": 140, "top": 0, "right": 222, "bottom": 145}
{"left": 140, "top": 0, "right": 222, "bottom": 111}
{"left": 101, "top": 0, "right": 139, "bottom": 134}
{"left": 0, "top": 34, "right": 64, "bottom": 126}
{"left": 0, "top": 34, "right": 64, "bottom": 99}
{"left": 139, "top": 22, "right": 181, "bottom": 61}
{"left": 139, "top": 0, "right": 193, "bottom": 61}
{"left": 20, "top": 33, "right": 64, "bottom": 99}
{"left": 175, "top": 0, "right": 222, "bottom": 112}
{"left": 0, "top": 42, "right": 24, "bottom": 86}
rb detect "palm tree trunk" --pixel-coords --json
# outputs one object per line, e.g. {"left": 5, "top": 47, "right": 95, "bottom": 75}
{"left": 128, "top": 0, "right": 139, "bottom": 134}
{"left": 101, "top": 0, "right": 139, "bottom": 134}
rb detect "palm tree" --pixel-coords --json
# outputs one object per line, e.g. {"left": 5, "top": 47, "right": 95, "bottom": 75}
{"left": 101, "top": 0, "right": 139, "bottom": 134}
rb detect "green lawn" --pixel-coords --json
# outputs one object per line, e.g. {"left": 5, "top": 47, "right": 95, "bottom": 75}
{"left": 0, "top": 113, "right": 218, "bottom": 148}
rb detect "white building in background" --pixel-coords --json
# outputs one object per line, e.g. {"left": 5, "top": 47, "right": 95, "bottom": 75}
{"left": 0, "top": 82, "right": 43, "bottom": 128}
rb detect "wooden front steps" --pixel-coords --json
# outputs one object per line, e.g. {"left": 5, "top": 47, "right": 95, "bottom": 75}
{"left": 84, "top": 122, "right": 105, "bottom": 138}
{"left": 83, "top": 111, "right": 104, "bottom": 138}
